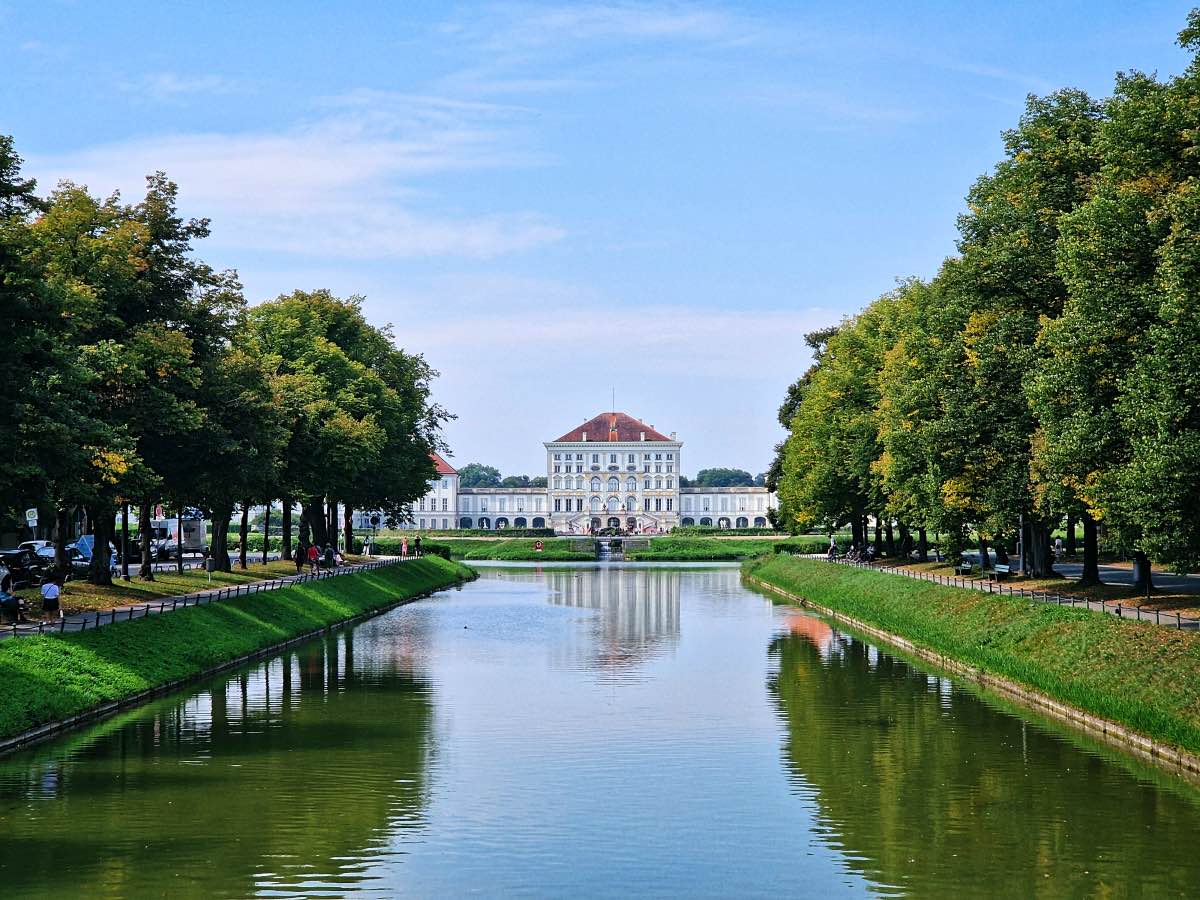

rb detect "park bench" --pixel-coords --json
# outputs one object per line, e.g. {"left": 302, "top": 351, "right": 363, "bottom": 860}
{"left": 956, "top": 561, "right": 973, "bottom": 576}
{"left": 987, "top": 564, "right": 1011, "bottom": 582}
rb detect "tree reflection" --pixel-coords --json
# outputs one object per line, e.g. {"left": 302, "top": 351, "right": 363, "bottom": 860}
{"left": 768, "top": 615, "right": 1200, "bottom": 896}
{"left": 0, "top": 629, "right": 435, "bottom": 896}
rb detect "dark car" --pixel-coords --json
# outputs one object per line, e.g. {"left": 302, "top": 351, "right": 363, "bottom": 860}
{"left": 0, "top": 548, "right": 51, "bottom": 589}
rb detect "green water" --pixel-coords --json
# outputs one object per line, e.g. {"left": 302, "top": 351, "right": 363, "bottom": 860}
{"left": 2, "top": 563, "right": 1199, "bottom": 897}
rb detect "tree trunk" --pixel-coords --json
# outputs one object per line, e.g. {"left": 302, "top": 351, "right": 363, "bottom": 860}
{"left": 138, "top": 500, "right": 154, "bottom": 580}
{"left": 211, "top": 504, "right": 233, "bottom": 572}
{"left": 54, "top": 507, "right": 71, "bottom": 577}
{"left": 262, "top": 500, "right": 271, "bottom": 566}
{"left": 239, "top": 502, "right": 250, "bottom": 569}
{"left": 1028, "top": 519, "right": 1056, "bottom": 578}
{"left": 299, "top": 504, "right": 312, "bottom": 548}
{"left": 304, "top": 499, "right": 328, "bottom": 548}
{"left": 851, "top": 516, "right": 864, "bottom": 549}
{"left": 328, "top": 499, "right": 339, "bottom": 548}
{"left": 343, "top": 505, "right": 354, "bottom": 555}
{"left": 897, "top": 522, "right": 912, "bottom": 559}
{"left": 978, "top": 536, "right": 990, "bottom": 571}
{"left": 917, "top": 527, "right": 928, "bottom": 562}
{"left": 1080, "top": 513, "right": 1100, "bottom": 586}
{"left": 86, "top": 503, "right": 115, "bottom": 586}
{"left": 873, "top": 517, "right": 882, "bottom": 554}
{"left": 281, "top": 497, "right": 293, "bottom": 561}
{"left": 1066, "top": 514, "right": 1077, "bottom": 557}
{"left": 884, "top": 520, "right": 895, "bottom": 556}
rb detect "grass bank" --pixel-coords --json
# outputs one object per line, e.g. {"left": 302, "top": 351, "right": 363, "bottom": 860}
{"left": 0, "top": 557, "right": 472, "bottom": 746}
{"left": 627, "top": 536, "right": 819, "bottom": 561}
{"left": 441, "top": 538, "right": 594, "bottom": 561}
{"left": 744, "top": 555, "right": 1200, "bottom": 758}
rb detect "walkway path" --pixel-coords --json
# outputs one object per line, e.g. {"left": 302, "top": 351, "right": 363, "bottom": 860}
{"left": 811, "top": 556, "right": 1199, "bottom": 631}
{"left": 2, "top": 558, "right": 400, "bottom": 640}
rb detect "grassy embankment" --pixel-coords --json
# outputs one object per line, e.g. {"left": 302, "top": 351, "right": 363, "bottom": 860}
{"left": 745, "top": 554, "right": 1200, "bottom": 756}
{"left": 0, "top": 557, "right": 471, "bottom": 743}
{"left": 429, "top": 538, "right": 594, "bottom": 561}
{"left": 626, "top": 536, "right": 824, "bottom": 561}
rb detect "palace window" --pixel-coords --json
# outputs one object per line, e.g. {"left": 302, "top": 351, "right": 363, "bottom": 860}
{"left": 627, "top": 453, "right": 635, "bottom": 463}
{"left": 667, "top": 453, "right": 673, "bottom": 460}
{"left": 442, "top": 499, "right": 448, "bottom": 511}
{"left": 419, "top": 518, "right": 426, "bottom": 529}
{"left": 592, "top": 453, "right": 600, "bottom": 464}
{"left": 626, "top": 476, "right": 637, "bottom": 492}
{"left": 643, "top": 454, "right": 650, "bottom": 460}
{"left": 626, "top": 496, "right": 637, "bottom": 511}
{"left": 655, "top": 478, "right": 662, "bottom": 489}
{"left": 655, "top": 464, "right": 661, "bottom": 473}
{"left": 575, "top": 465, "right": 583, "bottom": 473}
{"left": 554, "top": 453, "right": 561, "bottom": 460}
{"left": 419, "top": 498, "right": 425, "bottom": 511}
{"left": 554, "top": 464, "right": 560, "bottom": 473}
{"left": 591, "top": 477, "right": 602, "bottom": 492}
{"left": 481, "top": 501, "right": 488, "bottom": 512}
{"left": 576, "top": 476, "right": 584, "bottom": 489}
{"left": 498, "top": 499, "right": 506, "bottom": 512}
{"left": 576, "top": 453, "right": 583, "bottom": 460}
{"left": 666, "top": 465, "right": 673, "bottom": 473}
{"left": 720, "top": 497, "right": 729, "bottom": 511}
{"left": 644, "top": 498, "right": 651, "bottom": 511}
{"left": 655, "top": 453, "right": 662, "bottom": 460}
{"left": 609, "top": 453, "right": 617, "bottom": 464}
{"left": 683, "top": 498, "right": 692, "bottom": 511}
{"left": 608, "top": 477, "right": 619, "bottom": 492}
{"left": 667, "top": 498, "right": 673, "bottom": 511}
{"left": 644, "top": 477, "right": 651, "bottom": 490}
{"left": 555, "top": 499, "right": 562, "bottom": 511}
{"left": 554, "top": 477, "right": 562, "bottom": 489}
{"left": 703, "top": 498, "right": 711, "bottom": 511}
{"left": 666, "top": 479, "right": 673, "bottom": 489}
{"left": 655, "top": 498, "right": 662, "bottom": 511}
{"left": 590, "top": 496, "right": 601, "bottom": 513}
{"left": 442, "top": 478, "right": 449, "bottom": 489}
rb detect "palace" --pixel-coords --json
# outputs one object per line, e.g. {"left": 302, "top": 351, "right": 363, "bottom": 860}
{"left": 402, "top": 412, "right": 777, "bottom": 533}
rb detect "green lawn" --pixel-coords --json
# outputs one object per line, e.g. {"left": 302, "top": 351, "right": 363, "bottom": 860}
{"left": 0, "top": 557, "right": 472, "bottom": 743}
{"left": 626, "top": 536, "right": 823, "bottom": 561}
{"left": 744, "top": 554, "right": 1200, "bottom": 757}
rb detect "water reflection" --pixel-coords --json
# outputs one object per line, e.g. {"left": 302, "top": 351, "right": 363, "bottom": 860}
{"left": 474, "top": 565, "right": 681, "bottom": 674}
{"left": 0, "top": 632, "right": 434, "bottom": 898}
{"left": 768, "top": 612, "right": 1200, "bottom": 896}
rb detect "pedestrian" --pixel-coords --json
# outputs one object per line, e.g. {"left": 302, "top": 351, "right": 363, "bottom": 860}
{"left": 401, "top": 536, "right": 409, "bottom": 558}
{"left": 827, "top": 534, "right": 838, "bottom": 560}
{"left": 307, "top": 542, "right": 319, "bottom": 574}
{"left": 41, "top": 572, "right": 63, "bottom": 620}
{"left": 294, "top": 542, "right": 306, "bottom": 575}
{"left": 414, "top": 535, "right": 422, "bottom": 558}
{"left": 323, "top": 543, "right": 335, "bottom": 570}
{"left": 1054, "top": 536, "right": 1064, "bottom": 559}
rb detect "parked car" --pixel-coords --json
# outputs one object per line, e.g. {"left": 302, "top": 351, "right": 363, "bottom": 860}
{"left": 0, "top": 547, "right": 51, "bottom": 589}
{"left": 18, "top": 540, "right": 53, "bottom": 553}
{"left": 0, "top": 560, "right": 10, "bottom": 593}
{"left": 71, "top": 535, "right": 118, "bottom": 574}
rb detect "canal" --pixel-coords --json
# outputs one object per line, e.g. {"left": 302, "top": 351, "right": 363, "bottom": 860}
{"left": 2, "top": 563, "right": 1199, "bottom": 897}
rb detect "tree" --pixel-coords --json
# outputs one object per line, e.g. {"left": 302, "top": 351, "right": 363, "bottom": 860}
{"left": 458, "top": 463, "right": 501, "bottom": 488}
{"left": 500, "top": 475, "right": 531, "bottom": 488}
{"left": 695, "top": 468, "right": 755, "bottom": 487}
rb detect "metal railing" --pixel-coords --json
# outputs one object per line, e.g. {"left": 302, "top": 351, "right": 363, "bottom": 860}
{"left": 818, "top": 555, "right": 1199, "bottom": 631}
{"left": 5, "top": 558, "right": 401, "bottom": 639}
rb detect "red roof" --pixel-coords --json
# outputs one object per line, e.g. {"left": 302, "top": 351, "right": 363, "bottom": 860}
{"left": 553, "top": 412, "right": 673, "bottom": 443}
{"left": 431, "top": 451, "right": 457, "bottom": 475}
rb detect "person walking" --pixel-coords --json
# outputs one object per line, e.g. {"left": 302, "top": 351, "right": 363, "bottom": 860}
{"left": 414, "top": 535, "right": 422, "bottom": 558}
{"left": 323, "top": 543, "right": 335, "bottom": 570}
{"left": 294, "top": 542, "right": 306, "bottom": 575}
{"left": 40, "top": 572, "right": 63, "bottom": 620}
{"left": 401, "top": 536, "right": 409, "bottom": 558}
{"left": 307, "top": 542, "right": 319, "bottom": 574}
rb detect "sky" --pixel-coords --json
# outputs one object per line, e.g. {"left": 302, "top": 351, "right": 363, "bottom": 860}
{"left": 3, "top": 1, "right": 1196, "bottom": 476}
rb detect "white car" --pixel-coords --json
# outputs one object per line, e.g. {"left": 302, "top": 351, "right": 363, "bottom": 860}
{"left": 19, "top": 540, "right": 52, "bottom": 553}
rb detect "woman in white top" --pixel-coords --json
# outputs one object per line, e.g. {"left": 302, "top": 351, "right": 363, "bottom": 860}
{"left": 41, "top": 575, "right": 63, "bottom": 619}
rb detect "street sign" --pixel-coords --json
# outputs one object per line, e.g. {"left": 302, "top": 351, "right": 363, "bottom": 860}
{"left": 24, "top": 508, "right": 37, "bottom": 527}
{"left": 534, "top": 540, "right": 544, "bottom": 553}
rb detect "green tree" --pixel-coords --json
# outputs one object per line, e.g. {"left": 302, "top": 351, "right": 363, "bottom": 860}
{"left": 694, "top": 468, "right": 755, "bottom": 487}
{"left": 458, "top": 463, "right": 501, "bottom": 488}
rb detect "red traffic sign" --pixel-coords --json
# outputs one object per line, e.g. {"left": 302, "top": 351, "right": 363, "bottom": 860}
{"left": 534, "top": 540, "right": 544, "bottom": 552}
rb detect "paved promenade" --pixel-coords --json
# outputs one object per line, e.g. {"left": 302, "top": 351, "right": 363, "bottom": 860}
{"left": 1, "top": 558, "right": 400, "bottom": 641}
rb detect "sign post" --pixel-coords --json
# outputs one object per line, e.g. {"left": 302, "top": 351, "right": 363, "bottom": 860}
{"left": 24, "top": 508, "right": 37, "bottom": 529}
{"left": 534, "top": 540, "right": 544, "bottom": 554}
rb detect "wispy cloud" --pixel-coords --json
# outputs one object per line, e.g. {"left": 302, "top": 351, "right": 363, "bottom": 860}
{"left": 124, "top": 72, "right": 242, "bottom": 100}
{"left": 31, "top": 91, "right": 563, "bottom": 260}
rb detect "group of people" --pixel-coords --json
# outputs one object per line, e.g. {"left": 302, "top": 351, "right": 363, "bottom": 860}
{"left": 398, "top": 535, "right": 423, "bottom": 558}
{"left": 0, "top": 570, "right": 62, "bottom": 625}
{"left": 827, "top": 537, "right": 879, "bottom": 563}
{"left": 293, "top": 542, "right": 345, "bottom": 575}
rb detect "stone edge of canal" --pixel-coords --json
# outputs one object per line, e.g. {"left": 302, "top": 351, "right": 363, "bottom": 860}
{"left": 745, "top": 573, "right": 1200, "bottom": 786}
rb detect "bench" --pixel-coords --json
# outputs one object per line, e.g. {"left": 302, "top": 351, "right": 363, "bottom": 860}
{"left": 987, "top": 564, "right": 1011, "bottom": 582}
{"left": 956, "top": 561, "right": 973, "bottom": 576}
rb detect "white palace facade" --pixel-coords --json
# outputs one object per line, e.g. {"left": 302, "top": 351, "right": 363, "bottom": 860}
{"left": 402, "top": 412, "right": 777, "bottom": 534}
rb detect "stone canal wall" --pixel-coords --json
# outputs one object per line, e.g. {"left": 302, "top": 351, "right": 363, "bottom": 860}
{"left": 744, "top": 554, "right": 1200, "bottom": 782}
{"left": 0, "top": 557, "right": 474, "bottom": 756}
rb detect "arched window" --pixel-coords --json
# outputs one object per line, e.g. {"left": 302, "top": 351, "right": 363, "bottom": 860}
{"left": 626, "top": 476, "right": 637, "bottom": 492}
{"left": 590, "top": 496, "right": 601, "bottom": 512}
{"left": 575, "top": 476, "right": 584, "bottom": 490}
{"left": 459, "top": 517, "right": 473, "bottom": 529}
{"left": 700, "top": 517, "right": 712, "bottom": 526}
{"left": 736, "top": 517, "right": 749, "bottom": 528}
{"left": 626, "top": 496, "right": 637, "bottom": 512}
{"left": 591, "top": 477, "right": 601, "bottom": 492}
{"left": 608, "top": 476, "right": 619, "bottom": 492}
{"left": 607, "top": 496, "right": 619, "bottom": 512}
{"left": 553, "top": 476, "right": 562, "bottom": 490}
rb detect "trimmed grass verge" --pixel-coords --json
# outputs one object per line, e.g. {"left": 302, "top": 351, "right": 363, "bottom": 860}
{"left": 0, "top": 557, "right": 471, "bottom": 745}
{"left": 418, "top": 537, "right": 594, "bottom": 561}
{"left": 628, "top": 536, "right": 812, "bottom": 561}
{"left": 744, "top": 554, "right": 1200, "bottom": 758}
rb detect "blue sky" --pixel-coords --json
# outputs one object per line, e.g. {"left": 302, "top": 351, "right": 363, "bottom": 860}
{"left": 4, "top": 1, "right": 1195, "bottom": 476}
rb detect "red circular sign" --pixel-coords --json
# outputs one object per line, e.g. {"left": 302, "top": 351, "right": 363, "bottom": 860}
{"left": 534, "top": 540, "right": 544, "bottom": 552}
